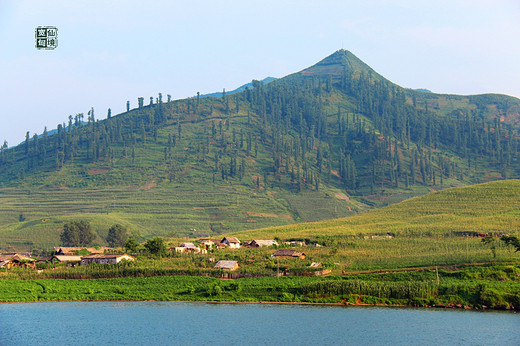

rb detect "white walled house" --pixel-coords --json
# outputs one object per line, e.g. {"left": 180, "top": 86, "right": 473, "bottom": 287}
{"left": 81, "top": 254, "right": 135, "bottom": 265}
{"left": 220, "top": 237, "right": 241, "bottom": 249}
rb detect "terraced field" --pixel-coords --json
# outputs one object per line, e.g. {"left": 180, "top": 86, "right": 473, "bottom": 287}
{"left": 0, "top": 182, "right": 357, "bottom": 250}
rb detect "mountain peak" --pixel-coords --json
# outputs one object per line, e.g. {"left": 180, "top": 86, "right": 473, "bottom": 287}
{"left": 299, "top": 49, "right": 384, "bottom": 81}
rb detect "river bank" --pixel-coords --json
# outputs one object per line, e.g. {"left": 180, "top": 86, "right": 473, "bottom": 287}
{"left": 1, "top": 267, "right": 519, "bottom": 310}
{"left": 0, "top": 297, "right": 503, "bottom": 312}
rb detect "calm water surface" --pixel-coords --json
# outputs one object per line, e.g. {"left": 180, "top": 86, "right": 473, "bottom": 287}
{"left": 0, "top": 302, "right": 518, "bottom": 345}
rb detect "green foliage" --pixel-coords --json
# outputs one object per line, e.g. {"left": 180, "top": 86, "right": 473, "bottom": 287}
{"left": 1, "top": 263, "right": 519, "bottom": 310}
{"left": 501, "top": 235, "right": 520, "bottom": 252}
{"left": 300, "top": 280, "right": 437, "bottom": 300}
{"left": 106, "top": 224, "right": 128, "bottom": 248}
{"left": 124, "top": 237, "right": 140, "bottom": 253}
{"left": 482, "top": 235, "right": 497, "bottom": 259}
{"left": 75, "top": 248, "right": 91, "bottom": 256}
{"left": 60, "top": 220, "right": 95, "bottom": 247}
{"left": 207, "top": 284, "right": 223, "bottom": 297}
{"left": 143, "top": 237, "right": 167, "bottom": 257}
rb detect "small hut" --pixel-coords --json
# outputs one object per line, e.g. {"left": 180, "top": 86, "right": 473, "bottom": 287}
{"left": 214, "top": 260, "right": 239, "bottom": 271}
{"left": 0, "top": 253, "right": 36, "bottom": 269}
{"left": 271, "top": 249, "right": 306, "bottom": 260}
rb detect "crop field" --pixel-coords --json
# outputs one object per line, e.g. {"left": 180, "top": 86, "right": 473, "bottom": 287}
{"left": 0, "top": 185, "right": 358, "bottom": 251}
{"left": 2, "top": 263, "right": 519, "bottom": 309}
{"left": 0, "top": 185, "right": 291, "bottom": 250}
{"left": 230, "top": 180, "right": 520, "bottom": 240}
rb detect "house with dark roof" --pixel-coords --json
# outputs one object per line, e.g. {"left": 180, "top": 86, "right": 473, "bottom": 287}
{"left": 271, "top": 249, "right": 306, "bottom": 260}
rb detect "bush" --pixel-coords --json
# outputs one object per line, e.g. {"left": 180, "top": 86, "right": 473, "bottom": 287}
{"left": 479, "top": 288, "right": 509, "bottom": 309}
{"left": 207, "top": 284, "right": 222, "bottom": 297}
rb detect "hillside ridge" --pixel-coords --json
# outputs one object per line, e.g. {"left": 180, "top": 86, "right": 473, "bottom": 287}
{"left": 1, "top": 50, "right": 520, "bottom": 250}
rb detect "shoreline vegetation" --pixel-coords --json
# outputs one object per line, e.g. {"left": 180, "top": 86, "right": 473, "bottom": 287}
{"left": 2, "top": 262, "right": 519, "bottom": 310}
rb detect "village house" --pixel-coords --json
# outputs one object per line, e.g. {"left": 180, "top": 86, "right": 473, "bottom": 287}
{"left": 35, "top": 256, "right": 53, "bottom": 264}
{"left": 220, "top": 237, "right": 241, "bottom": 249}
{"left": 80, "top": 254, "right": 135, "bottom": 266}
{"left": 54, "top": 247, "right": 111, "bottom": 255}
{"left": 271, "top": 249, "right": 306, "bottom": 260}
{"left": 214, "top": 260, "right": 239, "bottom": 271}
{"left": 173, "top": 243, "right": 207, "bottom": 254}
{"left": 283, "top": 240, "right": 305, "bottom": 247}
{"left": 52, "top": 255, "right": 83, "bottom": 264}
{"left": 0, "top": 253, "right": 36, "bottom": 269}
{"left": 199, "top": 239, "right": 216, "bottom": 249}
{"left": 249, "top": 240, "right": 279, "bottom": 248}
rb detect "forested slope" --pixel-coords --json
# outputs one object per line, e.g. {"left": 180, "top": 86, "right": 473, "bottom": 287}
{"left": 1, "top": 49, "right": 520, "bottom": 249}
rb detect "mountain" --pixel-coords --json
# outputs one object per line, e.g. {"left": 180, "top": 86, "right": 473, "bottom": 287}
{"left": 1, "top": 49, "right": 520, "bottom": 250}
{"left": 296, "top": 49, "right": 388, "bottom": 82}
{"left": 200, "top": 77, "right": 277, "bottom": 98}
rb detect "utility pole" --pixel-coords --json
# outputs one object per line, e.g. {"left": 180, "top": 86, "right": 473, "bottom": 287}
{"left": 466, "top": 236, "right": 469, "bottom": 261}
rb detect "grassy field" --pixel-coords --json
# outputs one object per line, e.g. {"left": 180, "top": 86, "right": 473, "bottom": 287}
{"left": 230, "top": 179, "right": 520, "bottom": 240}
{"left": 3, "top": 179, "right": 520, "bottom": 270}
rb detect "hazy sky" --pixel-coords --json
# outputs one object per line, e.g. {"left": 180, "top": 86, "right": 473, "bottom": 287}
{"left": 1, "top": 0, "right": 519, "bottom": 147}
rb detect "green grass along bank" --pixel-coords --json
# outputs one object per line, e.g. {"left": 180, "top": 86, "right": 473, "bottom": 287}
{"left": 2, "top": 263, "right": 520, "bottom": 310}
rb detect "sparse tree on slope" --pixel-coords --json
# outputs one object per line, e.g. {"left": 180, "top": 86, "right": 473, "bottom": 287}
{"left": 106, "top": 224, "right": 128, "bottom": 248}
{"left": 60, "top": 220, "right": 96, "bottom": 247}
{"left": 144, "top": 237, "right": 167, "bottom": 257}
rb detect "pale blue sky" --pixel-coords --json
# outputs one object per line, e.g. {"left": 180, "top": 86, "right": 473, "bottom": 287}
{"left": 1, "top": 0, "right": 519, "bottom": 147}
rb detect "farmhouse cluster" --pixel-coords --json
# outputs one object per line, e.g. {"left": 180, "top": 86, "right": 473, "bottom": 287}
{"left": 173, "top": 237, "right": 307, "bottom": 271}
{"left": 1, "top": 237, "right": 311, "bottom": 273}
{"left": 0, "top": 247, "right": 135, "bottom": 269}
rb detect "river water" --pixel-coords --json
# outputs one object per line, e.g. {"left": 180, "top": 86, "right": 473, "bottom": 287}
{"left": 0, "top": 302, "right": 518, "bottom": 345}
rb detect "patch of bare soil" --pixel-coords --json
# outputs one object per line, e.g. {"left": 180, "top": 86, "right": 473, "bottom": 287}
{"left": 139, "top": 180, "right": 157, "bottom": 191}
{"left": 88, "top": 166, "right": 112, "bottom": 175}
{"left": 334, "top": 192, "right": 350, "bottom": 201}
{"left": 330, "top": 170, "right": 340, "bottom": 178}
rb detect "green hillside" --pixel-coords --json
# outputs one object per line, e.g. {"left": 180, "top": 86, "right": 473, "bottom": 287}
{"left": 226, "top": 180, "right": 520, "bottom": 270}
{"left": 231, "top": 179, "right": 520, "bottom": 240}
{"left": 1, "top": 49, "right": 520, "bottom": 251}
